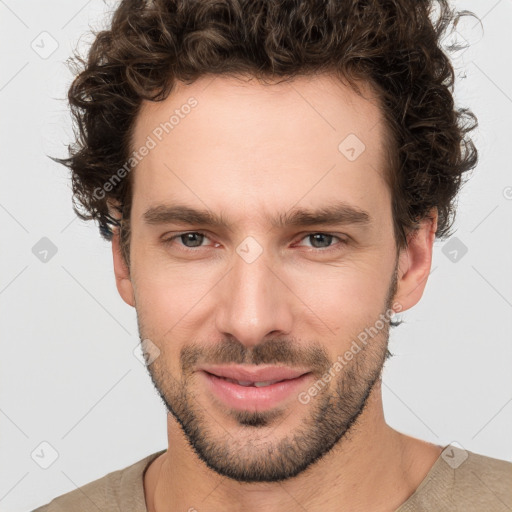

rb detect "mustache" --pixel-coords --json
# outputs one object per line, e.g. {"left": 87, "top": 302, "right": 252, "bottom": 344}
{"left": 179, "top": 337, "right": 331, "bottom": 376}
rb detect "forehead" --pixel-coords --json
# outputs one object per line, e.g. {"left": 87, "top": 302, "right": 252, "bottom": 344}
{"left": 130, "top": 73, "right": 391, "bottom": 227}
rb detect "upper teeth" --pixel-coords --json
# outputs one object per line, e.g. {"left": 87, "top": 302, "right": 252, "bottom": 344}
{"left": 223, "top": 377, "right": 281, "bottom": 387}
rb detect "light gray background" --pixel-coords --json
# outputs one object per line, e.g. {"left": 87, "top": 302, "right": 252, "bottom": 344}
{"left": 1, "top": 1, "right": 511, "bottom": 510}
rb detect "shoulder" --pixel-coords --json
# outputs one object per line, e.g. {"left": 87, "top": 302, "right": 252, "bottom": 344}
{"left": 31, "top": 450, "right": 165, "bottom": 512}
{"left": 452, "top": 448, "right": 512, "bottom": 508}
{"left": 399, "top": 444, "right": 512, "bottom": 512}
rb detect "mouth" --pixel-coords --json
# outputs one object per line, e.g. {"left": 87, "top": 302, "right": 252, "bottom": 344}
{"left": 199, "top": 369, "right": 313, "bottom": 411}
{"left": 208, "top": 374, "right": 292, "bottom": 387}
{"left": 197, "top": 363, "right": 311, "bottom": 383}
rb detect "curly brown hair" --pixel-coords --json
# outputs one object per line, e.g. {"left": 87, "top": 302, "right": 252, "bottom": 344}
{"left": 57, "top": 0, "right": 478, "bottom": 267}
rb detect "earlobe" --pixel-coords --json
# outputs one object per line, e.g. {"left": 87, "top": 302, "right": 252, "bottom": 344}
{"left": 393, "top": 209, "right": 438, "bottom": 313}
{"left": 112, "top": 228, "right": 135, "bottom": 307}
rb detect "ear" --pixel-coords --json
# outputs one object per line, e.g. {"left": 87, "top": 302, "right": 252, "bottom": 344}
{"left": 393, "top": 208, "right": 438, "bottom": 313}
{"left": 112, "top": 227, "right": 135, "bottom": 307}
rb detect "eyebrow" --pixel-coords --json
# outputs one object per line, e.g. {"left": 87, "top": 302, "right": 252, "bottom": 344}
{"left": 142, "top": 201, "right": 371, "bottom": 230}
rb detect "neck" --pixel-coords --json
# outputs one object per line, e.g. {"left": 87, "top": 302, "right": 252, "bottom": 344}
{"left": 144, "top": 380, "right": 442, "bottom": 512}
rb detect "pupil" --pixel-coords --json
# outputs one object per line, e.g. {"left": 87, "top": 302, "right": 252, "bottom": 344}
{"left": 182, "top": 233, "right": 203, "bottom": 247}
{"left": 310, "top": 233, "right": 332, "bottom": 248}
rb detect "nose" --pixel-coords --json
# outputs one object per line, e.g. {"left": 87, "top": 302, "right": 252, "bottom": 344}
{"left": 214, "top": 245, "right": 293, "bottom": 348}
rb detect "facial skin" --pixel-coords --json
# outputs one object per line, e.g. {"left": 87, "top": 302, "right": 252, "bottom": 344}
{"left": 112, "top": 73, "right": 441, "bottom": 511}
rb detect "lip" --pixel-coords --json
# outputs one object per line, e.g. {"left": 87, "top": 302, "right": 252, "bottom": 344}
{"left": 198, "top": 367, "right": 313, "bottom": 411}
{"left": 197, "top": 364, "right": 310, "bottom": 383}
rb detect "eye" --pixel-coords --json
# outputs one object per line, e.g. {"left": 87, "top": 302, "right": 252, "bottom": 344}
{"left": 162, "top": 231, "right": 216, "bottom": 250}
{"left": 295, "top": 232, "right": 346, "bottom": 251}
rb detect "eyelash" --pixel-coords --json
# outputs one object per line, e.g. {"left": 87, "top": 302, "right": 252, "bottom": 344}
{"left": 161, "top": 231, "right": 347, "bottom": 253}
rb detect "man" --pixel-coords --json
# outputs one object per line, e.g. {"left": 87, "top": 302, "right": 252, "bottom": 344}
{"left": 34, "top": 0, "right": 511, "bottom": 510}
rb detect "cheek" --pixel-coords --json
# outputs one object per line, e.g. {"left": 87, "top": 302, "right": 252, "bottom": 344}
{"left": 133, "top": 260, "right": 221, "bottom": 335}
{"left": 287, "top": 257, "right": 392, "bottom": 336}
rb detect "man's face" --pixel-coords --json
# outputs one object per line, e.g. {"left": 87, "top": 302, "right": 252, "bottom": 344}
{"left": 126, "top": 74, "right": 401, "bottom": 482}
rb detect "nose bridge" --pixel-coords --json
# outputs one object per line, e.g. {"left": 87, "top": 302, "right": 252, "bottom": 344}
{"left": 215, "top": 240, "right": 292, "bottom": 345}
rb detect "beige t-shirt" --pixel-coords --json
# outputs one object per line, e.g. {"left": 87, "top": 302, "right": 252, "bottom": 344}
{"left": 32, "top": 444, "right": 512, "bottom": 511}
